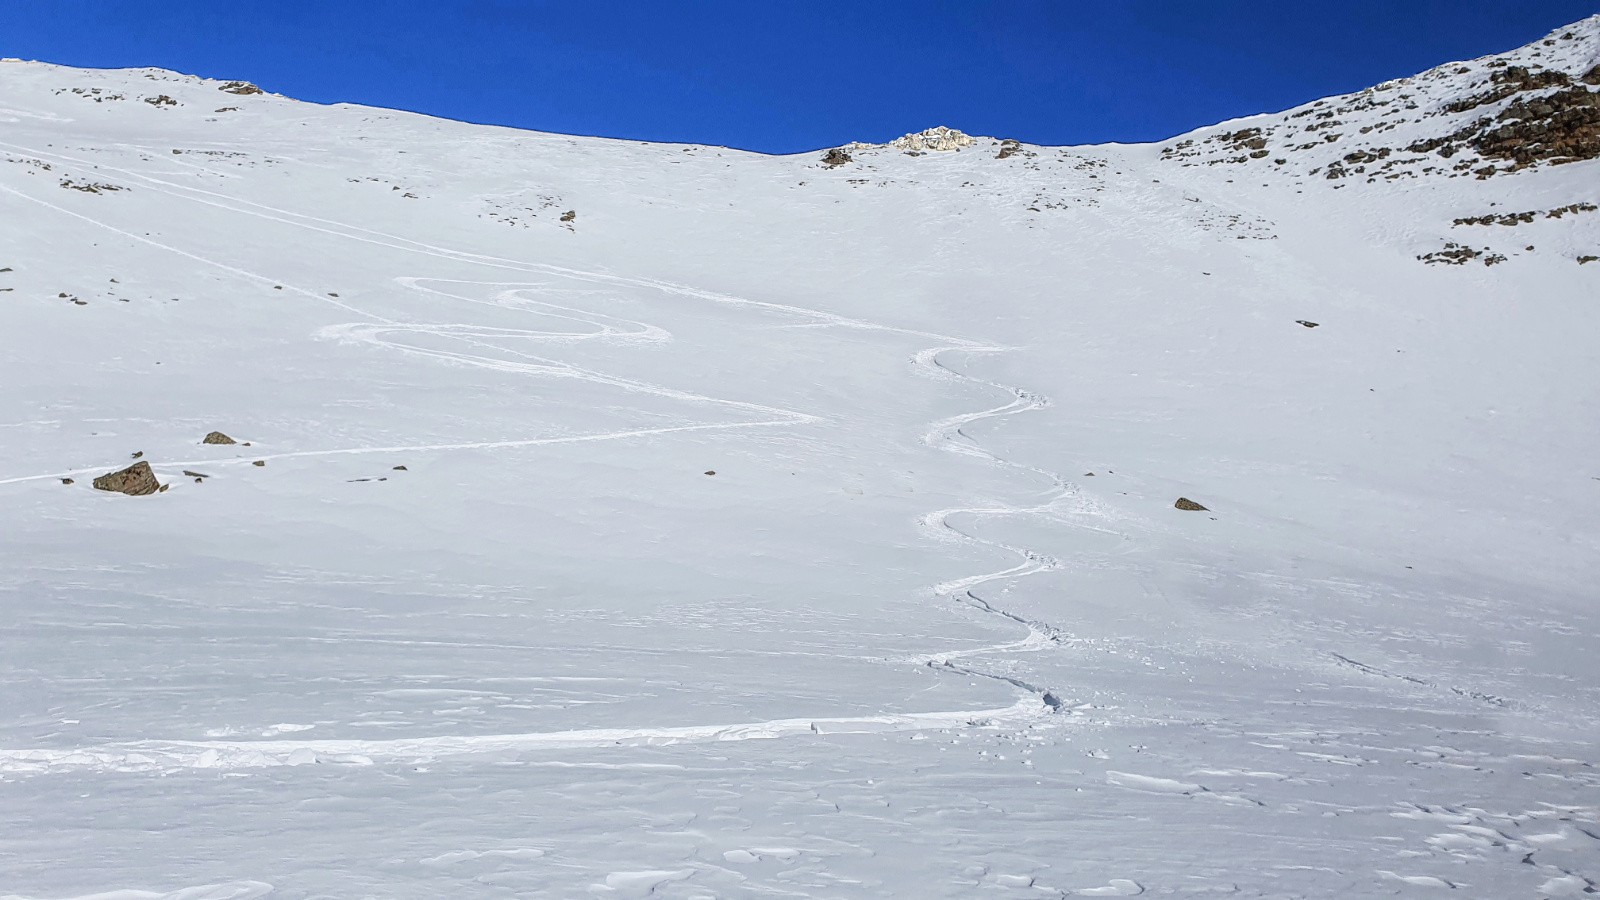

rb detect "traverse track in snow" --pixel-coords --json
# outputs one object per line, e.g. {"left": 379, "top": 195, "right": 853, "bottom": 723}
{"left": 0, "top": 141, "right": 1089, "bottom": 770}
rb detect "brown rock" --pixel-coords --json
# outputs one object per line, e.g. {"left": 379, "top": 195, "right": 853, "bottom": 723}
{"left": 93, "top": 461, "right": 161, "bottom": 496}
{"left": 1174, "top": 497, "right": 1208, "bottom": 511}
{"left": 821, "top": 148, "right": 852, "bottom": 167}
{"left": 202, "top": 431, "right": 236, "bottom": 445}
{"left": 61, "top": 477, "right": 74, "bottom": 485}
{"left": 252, "top": 460, "right": 266, "bottom": 467}
{"left": 392, "top": 465, "right": 407, "bottom": 471}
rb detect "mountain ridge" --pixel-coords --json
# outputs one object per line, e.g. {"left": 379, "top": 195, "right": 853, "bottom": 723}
{"left": 5, "top": 14, "right": 1599, "bottom": 164}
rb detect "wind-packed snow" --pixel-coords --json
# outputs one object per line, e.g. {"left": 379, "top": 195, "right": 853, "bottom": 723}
{"left": 1, "top": 17, "right": 1598, "bottom": 900}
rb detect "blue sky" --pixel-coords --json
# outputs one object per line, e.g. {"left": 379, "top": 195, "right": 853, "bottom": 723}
{"left": 4, "top": 1, "right": 1595, "bottom": 152}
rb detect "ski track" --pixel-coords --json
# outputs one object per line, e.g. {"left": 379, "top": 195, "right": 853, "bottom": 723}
{"left": 0, "top": 140, "right": 1085, "bottom": 773}
{"left": 907, "top": 346, "right": 1080, "bottom": 711}
{"left": 0, "top": 698, "right": 1044, "bottom": 776}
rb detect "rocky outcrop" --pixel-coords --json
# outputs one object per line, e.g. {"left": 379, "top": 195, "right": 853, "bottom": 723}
{"left": 1417, "top": 242, "right": 1507, "bottom": 265}
{"left": 890, "top": 126, "right": 975, "bottom": 153}
{"left": 1174, "top": 497, "right": 1209, "bottom": 511}
{"left": 821, "top": 148, "right": 852, "bottom": 167}
{"left": 1470, "top": 86, "right": 1600, "bottom": 166}
{"left": 93, "top": 461, "right": 161, "bottom": 496}
{"left": 202, "top": 431, "right": 236, "bottom": 444}
{"left": 218, "top": 81, "right": 263, "bottom": 96}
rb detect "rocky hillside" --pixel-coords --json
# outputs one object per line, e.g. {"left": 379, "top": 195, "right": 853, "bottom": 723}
{"left": 1159, "top": 15, "right": 1600, "bottom": 182}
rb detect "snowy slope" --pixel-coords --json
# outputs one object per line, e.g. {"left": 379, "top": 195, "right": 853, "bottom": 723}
{"left": 1, "top": 16, "right": 1598, "bottom": 900}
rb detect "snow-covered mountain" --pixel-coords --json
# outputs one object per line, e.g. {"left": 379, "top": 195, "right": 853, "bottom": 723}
{"left": 1, "top": 16, "right": 1597, "bottom": 900}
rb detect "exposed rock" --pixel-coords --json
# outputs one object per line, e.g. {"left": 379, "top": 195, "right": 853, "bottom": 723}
{"left": 1418, "top": 242, "right": 1506, "bottom": 266}
{"left": 1444, "top": 66, "right": 1573, "bottom": 115}
{"left": 60, "top": 179, "right": 125, "bottom": 194}
{"left": 1455, "top": 209, "right": 1536, "bottom": 226}
{"left": 1296, "top": 320, "right": 1320, "bottom": 328}
{"left": 1413, "top": 83, "right": 1600, "bottom": 170}
{"left": 1174, "top": 497, "right": 1208, "bottom": 511}
{"left": 393, "top": 465, "right": 407, "bottom": 471}
{"left": 704, "top": 470, "right": 716, "bottom": 476}
{"left": 61, "top": 478, "right": 74, "bottom": 485}
{"left": 93, "top": 461, "right": 161, "bottom": 496}
{"left": 218, "top": 81, "right": 264, "bottom": 96}
{"left": 251, "top": 460, "right": 266, "bottom": 467}
{"left": 1219, "top": 128, "right": 1268, "bottom": 152}
{"left": 1475, "top": 86, "right": 1600, "bottom": 166}
{"left": 890, "top": 126, "right": 975, "bottom": 153}
{"left": 996, "top": 139, "right": 1022, "bottom": 159}
{"left": 182, "top": 470, "right": 210, "bottom": 480}
{"left": 560, "top": 210, "right": 576, "bottom": 222}
{"left": 202, "top": 431, "right": 236, "bottom": 444}
{"left": 1547, "top": 202, "right": 1599, "bottom": 218}
{"left": 821, "top": 148, "right": 852, "bottom": 167}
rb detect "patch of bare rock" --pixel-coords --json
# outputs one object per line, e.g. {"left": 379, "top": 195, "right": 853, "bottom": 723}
{"left": 93, "top": 461, "right": 162, "bottom": 496}
{"left": 891, "top": 126, "right": 975, "bottom": 152}
{"left": 1418, "top": 242, "right": 1507, "bottom": 266}
{"left": 821, "top": 148, "right": 852, "bottom": 167}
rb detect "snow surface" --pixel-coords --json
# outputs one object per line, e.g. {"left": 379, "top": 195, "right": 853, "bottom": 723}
{"left": 1, "top": 17, "right": 1598, "bottom": 899}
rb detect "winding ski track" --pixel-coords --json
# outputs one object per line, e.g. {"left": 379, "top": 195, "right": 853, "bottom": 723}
{"left": 0, "top": 141, "right": 1084, "bottom": 773}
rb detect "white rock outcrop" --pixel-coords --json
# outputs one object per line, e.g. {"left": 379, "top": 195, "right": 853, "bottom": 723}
{"left": 890, "top": 126, "right": 976, "bottom": 152}
{"left": 836, "top": 126, "right": 979, "bottom": 156}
